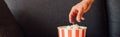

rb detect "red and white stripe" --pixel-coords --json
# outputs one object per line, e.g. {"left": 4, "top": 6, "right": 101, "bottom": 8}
{"left": 58, "top": 29, "right": 86, "bottom": 37}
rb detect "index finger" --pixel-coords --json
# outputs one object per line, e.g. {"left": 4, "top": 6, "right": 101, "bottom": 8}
{"left": 69, "top": 8, "right": 78, "bottom": 24}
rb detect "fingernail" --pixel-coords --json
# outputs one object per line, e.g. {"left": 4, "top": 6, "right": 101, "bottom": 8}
{"left": 76, "top": 18, "right": 81, "bottom": 22}
{"left": 78, "top": 20, "right": 81, "bottom": 22}
{"left": 82, "top": 18, "right": 85, "bottom": 20}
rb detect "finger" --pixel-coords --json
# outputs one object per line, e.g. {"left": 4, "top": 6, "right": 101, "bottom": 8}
{"left": 80, "top": 11, "right": 86, "bottom": 20}
{"left": 81, "top": 17, "right": 85, "bottom": 20}
{"left": 79, "top": 1, "right": 93, "bottom": 21}
{"left": 76, "top": 7, "right": 83, "bottom": 22}
{"left": 69, "top": 8, "right": 77, "bottom": 24}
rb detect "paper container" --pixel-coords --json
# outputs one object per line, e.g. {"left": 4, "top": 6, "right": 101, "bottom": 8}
{"left": 57, "top": 26, "right": 87, "bottom": 37}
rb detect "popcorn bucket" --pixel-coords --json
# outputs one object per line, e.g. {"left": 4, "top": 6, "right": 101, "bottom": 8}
{"left": 57, "top": 25, "right": 87, "bottom": 37}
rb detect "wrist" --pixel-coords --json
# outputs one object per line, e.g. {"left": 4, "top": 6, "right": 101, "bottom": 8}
{"left": 82, "top": 0, "right": 94, "bottom": 2}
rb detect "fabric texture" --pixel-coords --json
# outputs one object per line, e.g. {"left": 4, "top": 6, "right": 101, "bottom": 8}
{"left": 107, "top": 0, "right": 120, "bottom": 37}
{"left": 0, "top": 0, "right": 24, "bottom": 37}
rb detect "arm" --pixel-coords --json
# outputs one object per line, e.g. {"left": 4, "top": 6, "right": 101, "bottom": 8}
{"left": 69, "top": 0, "right": 94, "bottom": 24}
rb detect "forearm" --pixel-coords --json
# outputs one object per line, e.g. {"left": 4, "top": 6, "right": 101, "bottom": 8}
{"left": 82, "top": 0, "right": 94, "bottom": 2}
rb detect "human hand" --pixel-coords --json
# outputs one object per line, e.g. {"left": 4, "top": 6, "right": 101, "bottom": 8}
{"left": 69, "top": 0, "right": 94, "bottom": 24}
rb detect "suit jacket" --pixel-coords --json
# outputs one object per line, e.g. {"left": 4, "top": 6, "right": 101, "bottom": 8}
{"left": 0, "top": 0, "right": 24, "bottom": 37}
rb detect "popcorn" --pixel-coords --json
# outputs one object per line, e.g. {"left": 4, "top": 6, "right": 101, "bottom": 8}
{"left": 58, "top": 24, "right": 87, "bottom": 30}
{"left": 57, "top": 24, "right": 87, "bottom": 37}
{"left": 66, "top": 24, "right": 80, "bottom": 29}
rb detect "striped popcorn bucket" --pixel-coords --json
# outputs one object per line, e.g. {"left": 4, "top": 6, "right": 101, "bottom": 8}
{"left": 57, "top": 26, "right": 87, "bottom": 37}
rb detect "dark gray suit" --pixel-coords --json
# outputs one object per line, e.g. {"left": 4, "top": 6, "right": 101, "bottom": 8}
{"left": 0, "top": 0, "right": 24, "bottom": 37}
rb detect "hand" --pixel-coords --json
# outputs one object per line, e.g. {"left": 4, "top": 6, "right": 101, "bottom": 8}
{"left": 69, "top": 0, "right": 94, "bottom": 24}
